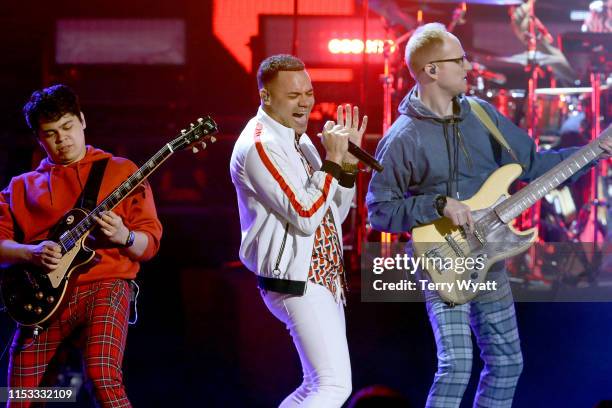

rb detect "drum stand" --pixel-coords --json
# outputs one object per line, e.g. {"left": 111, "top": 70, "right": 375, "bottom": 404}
{"left": 514, "top": 0, "right": 551, "bottom": 284}
{"left": 377, "top": 25, "right": 416, "bottom": 247}
{"left": 521, "top": 0, "right": 545, "bottom": 233}
{"left": 586, "top": 69, "right": 607, "bottom": 247}
{"left": 572, "top": 61, "right": 609, "bottom": 279}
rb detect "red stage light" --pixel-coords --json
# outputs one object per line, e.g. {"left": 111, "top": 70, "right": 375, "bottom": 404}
{"left": 308, "top": 68, "right": 354, "bottom": 82}
{"left": 213, "top": 0, "right": 355, "bottom": 73}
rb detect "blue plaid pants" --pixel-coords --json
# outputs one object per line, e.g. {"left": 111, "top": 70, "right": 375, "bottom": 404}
{"left": 424, "top": 274, "right": 523, "bottom": 408}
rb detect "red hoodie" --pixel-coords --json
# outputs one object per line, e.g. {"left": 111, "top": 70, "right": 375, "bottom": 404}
{"left": 0, "top": 146, "right": 162, "bottom": 284}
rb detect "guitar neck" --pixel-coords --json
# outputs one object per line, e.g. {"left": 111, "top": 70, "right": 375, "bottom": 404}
{"left": 494, "top": 137, "right": 604, "bottom": 223}
{"left": 58, "top": 143, "right": 175, "bottom": 250}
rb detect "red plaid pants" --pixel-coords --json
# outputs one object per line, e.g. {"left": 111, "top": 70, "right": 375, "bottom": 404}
{"left": 7, "top": 279, "right": 132, "bottom": 408}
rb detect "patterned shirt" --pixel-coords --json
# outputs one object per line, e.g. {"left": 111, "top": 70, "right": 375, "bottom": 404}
{"left": 293, "top": 136, "right": 347, "bottom": 302}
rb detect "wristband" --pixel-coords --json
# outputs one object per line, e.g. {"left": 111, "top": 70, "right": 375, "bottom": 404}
{"left": 434, "top": 195, "right": 447, "bottom": 216}
{"left": 341, "top": 162, "right": 359, "bottom": 174}
{"left": 123, "top": 230, "right": 135, "bottom": 248}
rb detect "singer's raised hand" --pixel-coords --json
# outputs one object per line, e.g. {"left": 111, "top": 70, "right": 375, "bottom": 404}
{"left": 337, "top": 104, "right": 368, "bottom": 164}
{"left": 320, "top": 120, "right": 349, "bottom": 165}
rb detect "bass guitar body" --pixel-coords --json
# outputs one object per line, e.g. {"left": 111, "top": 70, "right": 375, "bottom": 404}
{"left": 412, "top": 164, "right": 537, "bottom": 305}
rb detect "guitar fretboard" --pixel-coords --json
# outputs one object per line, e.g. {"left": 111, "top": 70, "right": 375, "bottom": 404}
{"left": 58, "top": 144, "right": 174, "bottom": 251}
{"left": 495, "top": 135, "right": 606, "bottom": 223}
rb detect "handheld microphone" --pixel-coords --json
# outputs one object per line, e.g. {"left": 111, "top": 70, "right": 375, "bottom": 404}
{"left": 348, "top": 142, "right": 384, "bottom": 172}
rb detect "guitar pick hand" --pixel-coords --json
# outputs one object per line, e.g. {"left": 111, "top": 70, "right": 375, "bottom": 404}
{"left": 28, "top": 241, "right": 62, "bottom": 271}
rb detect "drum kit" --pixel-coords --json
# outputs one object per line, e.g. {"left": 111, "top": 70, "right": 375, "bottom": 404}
{"left": 375, "top": 0, "right": 611, "bottom": 284}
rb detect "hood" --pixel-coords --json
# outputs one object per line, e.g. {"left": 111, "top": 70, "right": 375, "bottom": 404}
{"left": 397, "top": 86, "right": 475, "bottom": 198}
{"left": 34, "top": 145, "right": 113, "bottom": 205}
{"left": 35, "top": 145, "right": 112, "bottom": 172}
{"left": 398, "top": 86, "right": 472, "bottom": 124}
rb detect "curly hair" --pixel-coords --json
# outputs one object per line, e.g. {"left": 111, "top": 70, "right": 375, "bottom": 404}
{"left": 256, "top": 54, "right": 305, "bottom": 89}
{"left": 23, "top": 84, "right": 82, "bottom": 133}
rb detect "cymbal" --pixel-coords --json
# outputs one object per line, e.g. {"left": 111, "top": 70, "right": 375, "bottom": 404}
{"left": 495, "top": 51, "right": 568, "bottom": 67}
{"left": 417, "top": 0, "right": 522, "bottom": 5}
{"left": 535, "top": 85, "right": 609, "bottom": 96}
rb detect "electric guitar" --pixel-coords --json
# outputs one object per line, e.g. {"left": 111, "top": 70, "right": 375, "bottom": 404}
{"left": 0, "top": 116, "right": 218, "bottom": 326}
{"left": 412, "top": 125, "right": 611, "bottom": 305}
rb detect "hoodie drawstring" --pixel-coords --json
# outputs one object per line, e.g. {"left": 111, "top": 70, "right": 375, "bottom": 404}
{"left": 443, "top": 120, "right": 471, "bottom": 200}
{"left": 442, "top": 123, "right": 453, "bottom": 197}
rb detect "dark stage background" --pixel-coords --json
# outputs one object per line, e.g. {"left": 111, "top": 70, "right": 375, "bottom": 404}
{"left": 1, "top": 1, "right": 611, "bottom": 407}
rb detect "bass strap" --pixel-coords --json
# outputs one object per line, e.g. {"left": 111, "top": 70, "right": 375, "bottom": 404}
{"left": 467, "top": 98, "right": 523, "bottom": 168}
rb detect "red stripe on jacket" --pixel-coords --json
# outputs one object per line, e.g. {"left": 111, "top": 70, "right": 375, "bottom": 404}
{"left": 253, "top": 123, "right": 332, "bottom": 218}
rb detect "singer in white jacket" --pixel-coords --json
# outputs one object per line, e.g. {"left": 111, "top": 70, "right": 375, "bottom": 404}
{"left": 230, "top": 54, "right": 367, "bottom": 407}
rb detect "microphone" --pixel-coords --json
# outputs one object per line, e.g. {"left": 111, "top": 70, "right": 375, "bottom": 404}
{"left": 348, "top": 141, "right": 384, "bottom": 172}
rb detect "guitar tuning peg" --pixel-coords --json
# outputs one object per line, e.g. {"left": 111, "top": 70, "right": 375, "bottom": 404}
{"left": 192, "top": 146, "right": 199, "bottom": 154}
{"left": 210, "top": 136, "right": 217, "bottom": 143}
{"left": 190, "top": 123, "right": 195, "bottom": 128}
{"left": 197, "top": 117, "right": 204, "bottom": 123}
{"left": 200, "top": 141, "right": 207, "bottom": 150}
{"left": 181, "top": 129, "right": 187, "bottom": 134}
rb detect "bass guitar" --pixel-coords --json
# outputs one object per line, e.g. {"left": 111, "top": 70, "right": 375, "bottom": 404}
{"left": 412, "top": 125, "right": 610, "bottom": 305}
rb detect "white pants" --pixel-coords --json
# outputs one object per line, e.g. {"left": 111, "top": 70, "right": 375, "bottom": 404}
{"left": 261, "top": 281, "right": 352, "bottom": 408}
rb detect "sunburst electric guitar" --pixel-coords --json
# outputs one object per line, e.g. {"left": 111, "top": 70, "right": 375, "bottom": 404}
{"left": 412, "top": 125, "right": 611, "bottom": 305}
{"left": 0, "top": 117, "right": 218, "bottom": 326}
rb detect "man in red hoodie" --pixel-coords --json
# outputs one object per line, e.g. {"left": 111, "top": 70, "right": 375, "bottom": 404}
{"left": 0, "top": 84, "right": 162, "bottom": 407}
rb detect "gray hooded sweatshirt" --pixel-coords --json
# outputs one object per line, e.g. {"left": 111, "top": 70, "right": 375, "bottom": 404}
{"left": 367, "top": 86, "right": 584, "bottom": 234}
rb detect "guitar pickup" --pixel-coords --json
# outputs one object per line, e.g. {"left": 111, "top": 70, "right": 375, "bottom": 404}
{"left": 444, "top": 235, "right": 465, "bottom": 257}
{"left": 473, "top": 228, "right": 486, "bottom": 246}
{"left": 59, "top": 232, "right": 71, "bottom": 252}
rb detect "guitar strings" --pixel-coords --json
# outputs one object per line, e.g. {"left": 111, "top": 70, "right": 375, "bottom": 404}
{"left": 60, "top": 147, "right": 171, "bottom": 250}
{"left": 421, "top": 144, "right": 602, "bottom": 268}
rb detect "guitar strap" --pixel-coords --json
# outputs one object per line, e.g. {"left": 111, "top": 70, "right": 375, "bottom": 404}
{"left": 77, "top": 158, "right": 109, "bottom": 211}
{"left": 75, "top": 158, "right": 141, "bottom": 324}
{"left": 467, "top": 98, "right": 524, "bottom": 169}
{"left": 74, "top": 158, "right": 140, "bottom": 324}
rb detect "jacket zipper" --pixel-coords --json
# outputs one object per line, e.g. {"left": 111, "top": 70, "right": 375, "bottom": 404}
{"left": 272, "top": 222, "right": 289, "bottom": 277}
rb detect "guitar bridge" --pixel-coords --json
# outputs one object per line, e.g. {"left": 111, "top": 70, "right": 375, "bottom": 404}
{"left": 424, "top": 248, "right": 445, "bottom": 274}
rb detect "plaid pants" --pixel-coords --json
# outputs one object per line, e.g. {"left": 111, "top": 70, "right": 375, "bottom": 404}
{"left": 425, "top": 275, "right": 524, "bottom": 408}
{"left": 7, "top": 279, "right": 132, "bottom": 408}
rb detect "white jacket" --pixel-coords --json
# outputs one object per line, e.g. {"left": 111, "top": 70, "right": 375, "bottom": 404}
{"left": 230, "top": 108, "right": 355, "bottom": 294}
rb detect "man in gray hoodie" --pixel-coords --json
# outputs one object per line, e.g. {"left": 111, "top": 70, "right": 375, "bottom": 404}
{"left": 366, "top": 23, "right": 612, "bottom": 407}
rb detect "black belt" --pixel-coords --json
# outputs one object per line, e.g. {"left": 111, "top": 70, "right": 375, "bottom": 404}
{"left": 257, "top": 276, "right": 306, "bottom": 296}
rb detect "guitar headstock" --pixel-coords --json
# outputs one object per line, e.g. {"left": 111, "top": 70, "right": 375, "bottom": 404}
{"left": 169, "top": 116, "right": 219, "bottom": 153}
